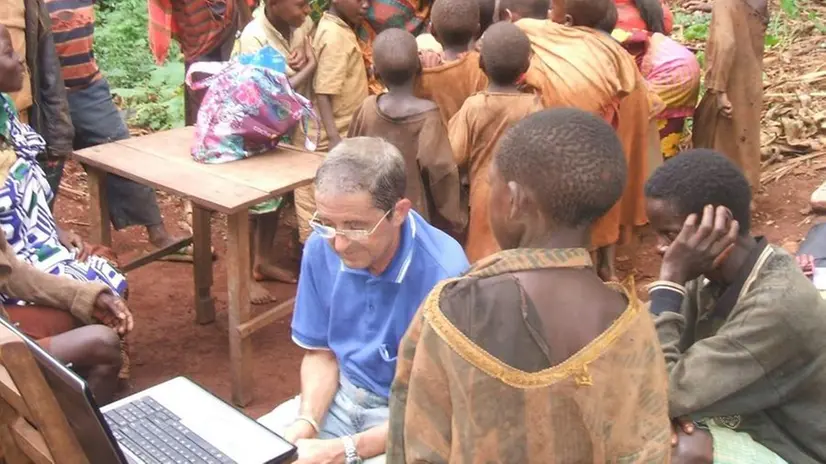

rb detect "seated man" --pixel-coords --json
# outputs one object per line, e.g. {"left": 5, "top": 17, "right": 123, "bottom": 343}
{"left": 258, "top": 137, "right": 469, "bottom": 463}
{"left": 645, "top": 149, "right": 826, "bottom": 463}
{"left": 388, "top": 108, "right": 671, "bottom": 462}
{"left": 0, "top": 229, "right": 132, "bottom": 404}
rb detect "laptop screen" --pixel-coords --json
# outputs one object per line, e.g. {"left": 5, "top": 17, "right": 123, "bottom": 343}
{"left": 0, "top": 318, "right": 127, "bottom": 463}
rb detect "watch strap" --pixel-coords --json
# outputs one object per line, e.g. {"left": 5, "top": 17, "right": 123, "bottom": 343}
{"left": 341, "top": 435, "right": 361, "bottom": 464}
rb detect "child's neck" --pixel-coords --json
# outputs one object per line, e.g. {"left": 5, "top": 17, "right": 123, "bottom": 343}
{"left": 487, "top": 82, "right": 521, "bottom": 93}
{"left": 443, "top": 45, "right": 469, "bottom": 61}
{"left": 519, "top": 227, "right": 590, "bottom": 250}
{"left": 378, "top": 82, "right": 433, "bottom": 118}
{"left": 328, "top": 7, "right": 357, "bottom": 29}
{"left": 266, "top": 9, "right": 292, "bottom": 41}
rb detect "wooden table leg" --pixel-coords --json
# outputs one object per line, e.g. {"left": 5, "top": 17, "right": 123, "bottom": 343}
{"left": 226, "top": 210, "right": 253, "bottom": 406}
{"left": 192, "top": 205, "right": 215, "bottom": 325}
{"left": 86, "top": 168, "right": 111, "bottom": 247}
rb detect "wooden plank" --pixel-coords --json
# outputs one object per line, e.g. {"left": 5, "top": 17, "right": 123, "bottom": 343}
{"left": 122, "top": 236, "right": 192, "bottom": 273}
{"left": 0, "top": 366, "right": 31, "bottom": 422}
{"left": 226, "top": 210, "right": 253, "bottom": 406}
{"left": 0, "top": 342, "right": 88, "bottom": 464}
{"left": 10, "top": 417, "right": 53, "bottom": 464}
{"left": 192, "top": 205, "right": 215, "bottom": 325}
{"left": 0, "top": 399, "right": 30, "bottom": 464}
{"left": 114, "top": 128, "right": 323, "bottom": 196}
{"left": 236, "top": 298, "right": 295, "bottom": 339}
{"left": 85, "top": 168, "right": 111, "bottom": 247}
{"left": 73, "top": 144, "right": 268, "bottom": 214}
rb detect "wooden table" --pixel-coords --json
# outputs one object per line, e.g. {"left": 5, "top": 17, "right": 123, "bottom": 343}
{"left": 73, "top": 127, "right": 323, "bottom": 406}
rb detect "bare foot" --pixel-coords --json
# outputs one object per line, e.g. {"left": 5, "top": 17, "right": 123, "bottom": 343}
{"left": 254, "top": 263, "right": 298, "bottom": 284}
{"left": 250, "top": 281, "right": 275, "bottom": 305}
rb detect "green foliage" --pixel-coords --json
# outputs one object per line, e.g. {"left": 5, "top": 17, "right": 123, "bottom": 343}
{"left": 780, "top": 0, "right": 798, "bottom": 18}
{"left": 94, "top": 0, "right": 185, "bottom": 130}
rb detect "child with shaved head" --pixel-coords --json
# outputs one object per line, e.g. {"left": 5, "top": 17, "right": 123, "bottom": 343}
{"left": 388, "top": 108, "right": 671, "bottom": 462}
{"left": 349, "top": 29, "right": 466, "bottom": 240}
{"left": 447, "top": 22, "right": 541, "bottom": 262}
{"left": 414, "top": 0, "right": 488, "bottom": 126}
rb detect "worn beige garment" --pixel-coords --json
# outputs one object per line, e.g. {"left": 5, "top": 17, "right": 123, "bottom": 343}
{"left": 232, "top": 13, "right": 314, "bottom": 97}
{"left": 414, "top": 51, "right": 488, "bottom": 127}
{"left": 310, "top": 12, "right": 369, "bottom": 151}
{"left": 692, "top": 0, "right": 766, "bottom": 190}
{"left": 0, "top": 0, "right": 32, "bottom": 112}
{"left": 388, "top": 248, "right": 672, "bottom": 463}
{"left": 517, "top": 19, "right": 638, "bottom": 119}
{"left": 448, "top": 92, "right": 542, "bottom": 263}
{"left": 348, "top": 94, "right": 466, "bottom": 239}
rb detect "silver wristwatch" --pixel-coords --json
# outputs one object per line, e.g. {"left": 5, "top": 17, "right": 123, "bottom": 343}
{"left": 341, "top": 435, "right": 362, "bottom": 464}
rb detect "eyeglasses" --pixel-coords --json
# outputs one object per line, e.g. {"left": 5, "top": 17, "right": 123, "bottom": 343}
{"left": 309, "top": 209, "right": 392, "bottom": 241}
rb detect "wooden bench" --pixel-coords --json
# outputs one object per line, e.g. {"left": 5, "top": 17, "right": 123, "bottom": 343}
{"left": 0, "top": 322, "right": 90, "bottom": 463}
{"left": 73, "top": 127, "right": 323, "bottom": 406}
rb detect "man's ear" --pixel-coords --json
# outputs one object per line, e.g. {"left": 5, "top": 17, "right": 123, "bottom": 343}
{"left": 564, "top": 13, "right": 574, "bottom": 26}
{"left": 391, "top": 198, "right": 412, "bottom": 226}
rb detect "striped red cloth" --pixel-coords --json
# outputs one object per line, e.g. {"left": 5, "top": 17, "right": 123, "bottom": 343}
{"left": 148, "top": 0, "right": 236, "bottom": 63}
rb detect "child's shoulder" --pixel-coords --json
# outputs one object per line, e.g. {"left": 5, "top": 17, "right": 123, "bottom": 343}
{"left": 315, "top": 14, "right": 359, "bottom": 49}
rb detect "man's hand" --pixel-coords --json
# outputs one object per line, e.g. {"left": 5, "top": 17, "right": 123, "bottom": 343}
{"left": 294, "top": 439, "right": 345, "bottom": 464}
{"left": 284, "top": 419, "right": 317, "bottom": 444}
{"left": 716, "top": 91, "right": 733, "bottom": 118}
{"left": 93, "top": 293, "right": 134, "bottom": 335}
{"left": 660, "top": 205, "right": 739, "bottom": 285}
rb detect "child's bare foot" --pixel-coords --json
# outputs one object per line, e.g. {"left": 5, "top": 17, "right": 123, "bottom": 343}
{"left": 254, "top": 263, "right": 298, "bottom": 284}
{"left": 250, "top": 281, "right": 275, "bottom": 305}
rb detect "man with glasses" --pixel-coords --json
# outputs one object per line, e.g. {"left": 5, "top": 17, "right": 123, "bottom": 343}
{"left": 258, "top": 137, "right": 469, "bottom": 463}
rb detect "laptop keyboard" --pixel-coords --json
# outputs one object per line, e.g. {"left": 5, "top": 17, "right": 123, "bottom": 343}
{"left": 104, "top": 397, "right": 237, "bottom": 464}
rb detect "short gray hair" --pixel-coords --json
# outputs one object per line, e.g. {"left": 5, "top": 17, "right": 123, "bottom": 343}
{"left": 314, "top": 137, "right": 407, "bottom": 211}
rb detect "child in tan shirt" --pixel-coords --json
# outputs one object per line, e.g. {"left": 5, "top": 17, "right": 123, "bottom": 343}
{"left": 348, "top": 29, "right": 466, "bottom": 240}
{"left": 449, "top": 22, "right": 542, "bottom": 263}
{"left": 414, "top": 0, "right": 488, "bottom": 126}
{"left": 295, "top": 0, "right": 370, "bottom": 243}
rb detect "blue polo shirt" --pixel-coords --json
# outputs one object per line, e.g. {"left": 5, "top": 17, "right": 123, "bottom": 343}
{"left": 291, "top": 210, "right": 469, "bottom": 398}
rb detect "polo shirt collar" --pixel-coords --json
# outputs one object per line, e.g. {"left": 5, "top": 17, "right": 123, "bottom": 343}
{"left": 341, "top": 212, "right": 417, "bottom": 283}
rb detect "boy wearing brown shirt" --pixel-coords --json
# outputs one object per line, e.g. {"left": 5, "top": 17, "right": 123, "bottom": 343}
{"left": 448, "top": 22, "right": 541, "bottom": 263}
{"left": 414, "top": 0, "right": 488, "bottom": 126}
{"left": 348, "top": 29, "right": 466, "bottom": 240}
{"left": 295, "top": 0, "right": 370, "bottom": 242}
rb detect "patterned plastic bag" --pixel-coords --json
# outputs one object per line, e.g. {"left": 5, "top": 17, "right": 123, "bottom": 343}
{"left": 186, "top": 60, "right": 318, "bottom": 164}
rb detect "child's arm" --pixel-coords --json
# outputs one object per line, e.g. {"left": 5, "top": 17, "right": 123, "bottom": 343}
{"left": 316, "top": 95, "right": 341, "bottom": 148}
{"left": 313, "top": 33, "right": 351, "bottom": 149}
{"left": 420, "top": 117, "right": 466, "bottom": 241}
{"left": 289, "top": 41, "right": 317, "bottom": 90}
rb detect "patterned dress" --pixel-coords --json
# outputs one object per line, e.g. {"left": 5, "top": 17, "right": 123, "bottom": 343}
{"left": 0, "top": 94, "right": 126, "bottom": 305}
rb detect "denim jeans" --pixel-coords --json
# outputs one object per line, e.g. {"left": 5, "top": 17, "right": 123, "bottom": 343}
{"left": 258, "top": 376, "right": 388, "bottom": 463}
{"left": 67, "top": 78, "right": 163, "bottom": 230}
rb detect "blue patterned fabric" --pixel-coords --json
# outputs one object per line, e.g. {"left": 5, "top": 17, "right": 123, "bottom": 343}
{"left": 0, "top": 94, "right": 127, "bottom": 304}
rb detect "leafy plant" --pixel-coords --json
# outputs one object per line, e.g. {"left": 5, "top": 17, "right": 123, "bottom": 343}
{"left": 94, "top": 0, "right": 185, "bottom": 130}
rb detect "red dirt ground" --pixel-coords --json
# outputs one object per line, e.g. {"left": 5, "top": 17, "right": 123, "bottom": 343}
{"left": 54, "top": 158, "right": 824, "bottom": 419}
